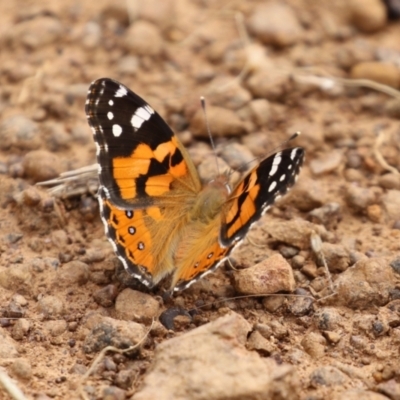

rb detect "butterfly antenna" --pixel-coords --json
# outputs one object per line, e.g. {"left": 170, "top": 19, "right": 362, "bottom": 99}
{"left": 201, "top": 96, "right": 220, "bottom": 175}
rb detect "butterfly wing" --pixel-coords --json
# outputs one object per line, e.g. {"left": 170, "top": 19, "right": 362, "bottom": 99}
{"left": 86, "top": 78, "right": 201, "bottom": 209}
{"left": 220, "top": 147, "right": 304, "bottom": 246}
{"left": 86, "top": 78, "right": 202, "bottom": 287}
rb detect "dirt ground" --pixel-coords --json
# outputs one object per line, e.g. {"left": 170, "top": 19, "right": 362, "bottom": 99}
{"left": 1, "top": 0, "right": 400, "bottom": 399}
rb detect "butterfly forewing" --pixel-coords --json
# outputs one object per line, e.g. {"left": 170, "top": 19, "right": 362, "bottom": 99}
{"left": 220, "top": 148, "right": 304, "bottom": 247}
{"left": 86, "top": 78, "right": 200, "bottom": 209}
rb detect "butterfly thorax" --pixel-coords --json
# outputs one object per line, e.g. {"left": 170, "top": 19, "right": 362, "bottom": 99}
{"left": 189, "top": 176, "right": 230, "bottom": 223}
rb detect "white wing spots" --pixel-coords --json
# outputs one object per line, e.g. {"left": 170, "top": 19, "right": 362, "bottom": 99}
{"left": 107, "top": 112, "right": 114, "bottom": 120}
{"left": 108, "top": 100, "right": 114, "bottom": 106}
{"left": 115, "top": 85, "right": 128, "bottom": 98}
{"left": 268, "top": 181, "right": 277, "bottom": 192}
{"left": 290, "top": 148, "right": 299, "bottom": 160}
{"left": 138, "top": 242, "right": 145, "bottom": 250}
{"left": 112, "top": 124, "right": 123, "bottom": 137}
{"left": 95, "top": 142, "right": 101, "bottom": 156}
{"left": 131, "top": 105, "right": 154, "bottom": 131}
{"left": 279, "top": 174, "right": 286, "bottom": 182}
{"left": 269, "top": 153, "right": 282, "bottom": 176}
{"left": 287, "top": 164, "right": 293, "bottom": 170}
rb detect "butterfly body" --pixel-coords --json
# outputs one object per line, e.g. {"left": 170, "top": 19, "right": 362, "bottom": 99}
{"left": 86, "top": 78, "right": 304, "bottom": 292}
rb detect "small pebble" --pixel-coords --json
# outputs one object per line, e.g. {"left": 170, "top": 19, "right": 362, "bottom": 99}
{"left": 22, "top": 150, "right": 64, "bottom": 182}
{"left": 38, "top": 295, "right": 64, "bottom": 318}
{"left": 114, "top": 369, "right": 134, "bottom": 390}
{"left": 93, "top": 284, "right": 119, "bottom": 307}
{"left": 309, "top": 150, "right": 343, "bottom": 175}
{"left": 247, "top": 2, "right": 303, "bottom": 47}
{"left": 11, "top": 358, "right": 32, "bottom": 380}
{"left": 351, "top": 62, "right": 400, "bottom": 88}
{"left": 115, "top": 289, "right": 160, "bottom": 323}
{"left": 301, "top": 332, "right": 326, "bottom": 358}
{"left": 0, "top": 115, "right": 40, "bottom": 151}
{"left": 349, "top": 0, "right": 387, "bottom": 33}
{"left": 190, "top": 106, "right": 246, "bottom": 138}
{"left": 56, "top": 261, "right": 90, "bottom": 286}
{"left": 11, "top": 319, "right": 30, "bottom": 340}
{"left": 309, "top": 366, "right": 347, "bottom": 387}
{"left": 233, "top": 254, "right": 296, "bottom": 295}
{"left": 124, "top": 21, "right": 163, "bottom": 57}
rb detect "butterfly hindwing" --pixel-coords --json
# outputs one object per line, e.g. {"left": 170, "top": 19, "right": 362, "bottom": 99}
{"left": 220, "top": 148, "right": 304, "bottom": 246}
{"left": 86, "top": 78, "right": 200, "bottom": 209}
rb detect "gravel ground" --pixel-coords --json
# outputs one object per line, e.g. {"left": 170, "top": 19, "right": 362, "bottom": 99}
{"left": 0, "top": 0, "right": 400, "bottom": 399}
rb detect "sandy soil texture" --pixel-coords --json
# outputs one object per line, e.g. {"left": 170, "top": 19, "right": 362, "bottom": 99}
{"left": 0, "top": 1, "right": 400, "bottom": 399}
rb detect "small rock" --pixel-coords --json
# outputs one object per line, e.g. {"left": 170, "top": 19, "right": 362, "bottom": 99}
{"left": 159, "top": 307, "right": 192, "bottom": 331}
{"left": 233, "top": 254, "right": 295, "bottom": 295}
{"left": 117, "top": 55, "right": 140, "bottom": 76}
{"left": 246, "top": 69, "right": 290, "bottom": 101}
{"left": 309, "top": 366, "right": 347, "bottom": 387}
{"left": 219, "top": 143, "right": 256, "bottom": 171}
{"left": 82, "top": 21, "right": 101, "bottom": 49}
{"left": 124, "top": 21, "right": 163, "bottom": 57}
{"left": 247, "top": 330, "right": 275, "bottom": 355}
{"left": 262, "top": 296, "right": 286, "bottom": 313}
{"left": 287, "top": 293, "right": 314, "bottom": 316}
{"left": 22, "top": 150, "right": 64, "bottom": 182}
{"left": 44, "top": 320, "right": 67, "bottom": 337}
{"left": 56, "top": 261, "right": 90, "bottom": 286}
{"left": 102, "top": 386, "right": 127, "bottom": 400}
{"left": 263, "top": 219, "right": 329, "bottom": 250}
{"left": 12, "top": 319, "right": 30, "bottom": 340}
{"left": 11, "top": 358, "right": 32, "bottom": 380}
{"left": 247, "top": 2, "right": 303, "bottom": 47}
{"left": 93, "top": 284, "right": 119, "bottom": 307}
{"left": 390, "top": 257, "right": 400, "bottom": 274}
{"left": 247, "top": 99, "right": 271, "bottom": 127}
{"left": 345, "top": 184, "right": 379, "bottom": 211}
{"left": 190, "top": 106, "right": 246, "bottom": 137}
{"left": 44, "top": 122, "right": 70, "bottom": 151}
{"left": 349, "top": 0, "right": 387, "bottom": 33}
{"left": 115, "top": 289, "right": 160, "bottom": 323}
{"left": 323, "top": 331, "right": 341, "bottom": 344}
{"left": 382, "top": 190, "right": 400, "bottom": 219}
{"left": 82, "top": 315, "right": 146, "bottom": 354}
{"left": 115, "top": 369, "right": 134, "bottom": 390}
{"left": 38, "top": 295, "right": 64, "bottom": 318}
{"left": 309, "top": 150, "right": 343, "bottom": 175}
{"left": 321, "top": 243, "right": 351, "bottom": 273}
{"left": 332, "top": 258, "right": 395, "bottom": 309}
{"left": 208, "top": 79, "right": 252, "bottom": 110}
{"left": 314, "top": 308, "right": 344, "bottom": 331}
{"left": 351, "top": 62, "right": 400, "bottom": 88}
{"left": 0, "top": 327, "right": 19, "bottom": 358}
{"left": 285, "top": 177, "right": 325, "bottom": 212}
{"left": 378, "top": 173, "right": 400, "bottom": 190}
{"left": 301, "top": 332, "right": 326, "bottom": 359}
{"left": 367, "top": 204, "right": 382, "bottom": 222}
{"left": 309, "top": 202, "right": 341, "bottom": 227}
{"left": 0, "top": 265, "right": 32, "bottom": 292}
{"left": 0, "top": 115, "right": 40, "bottom": 151}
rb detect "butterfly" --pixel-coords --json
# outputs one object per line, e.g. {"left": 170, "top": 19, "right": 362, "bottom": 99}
{"left": 85, "top": 78, "right": 304, "bottom": 292}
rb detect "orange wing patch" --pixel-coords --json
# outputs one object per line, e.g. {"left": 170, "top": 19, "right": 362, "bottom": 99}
{"left": 112, "top": 136, "right": 189, "bottom": 201}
